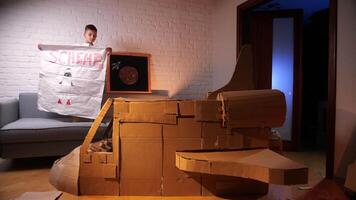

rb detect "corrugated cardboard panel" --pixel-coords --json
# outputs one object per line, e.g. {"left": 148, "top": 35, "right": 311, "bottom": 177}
{"left": 162, "top": 174, "right": 201, "bottom": 196}
{"left": 217, "top": 90, "right": 286, "bottom": 128}
{"left": 129, "top": 101, "right": 166, "bottom": 113}
{"left": 128, "top": 101, "right": 178, "bottom": 114}
{"left": 202, "top": 135, "right": 245, "bottom": 150}
{"left": 218, "top": 134, "right": 244, "bottom": 149}
{"left": 49, "top": 147, "right": 80, "bottom": 195}
{"left": 120, "top": 123, "right": 162, "bottom": 138}
{"left": 245, "top": 135, "right": 269, "bottom": 148}
{"left": 194, "top": 100, "right": 221, "bottom": 122}
{"left": 345, "top": 163, "right": 356, "bottom": 192}
{"left": 201, "top": 123, "right": 245, "bottom": 149}
{"left": 79, "top": 177, "right": 119, "bottom": 195}
{"left": 163, "top": 138, "right": 201, "bottom": 177}
{"left": 202, "top": 174, "right": 268, "bottom": 196}
{"left": 231, "top": 127, "right": 270, "bottom": 139}
{"left": 163, "top": 118, "right": 201, "bottom": 138}
{"left": 114, "top": 101, "right": 129, "bottom": 114}
{"left": 120, "top": 138, "right": 162, "bottom": 179}
{"left": 79, "top": 163, "right": 116, "bottom": 178}
{"left": 119, "top": 113, "right": 177, "bottom": 124}
{"left": 176, "top": 149, "right": 307, "bottom": 185}
{"left": 202, "top": 137, "right": 219, "bottom": 149}
{"left": 165, "top": 101, "right": 179, "bottom": 114}
{"left": 120, "top": 178, "right": 162, "bottom": 196}
{"left": 178, "top": 101, "right": 195, "bottom": 116}
{"left": 202, "top": 122, "right": 227, "bottom": 138}
{"left": 176, "top": 155, "right": 210, "bottom": 174}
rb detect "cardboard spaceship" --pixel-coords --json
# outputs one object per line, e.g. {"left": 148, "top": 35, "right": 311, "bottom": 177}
{"left": 49, "top": 45, "right": 308, "bottom": 197}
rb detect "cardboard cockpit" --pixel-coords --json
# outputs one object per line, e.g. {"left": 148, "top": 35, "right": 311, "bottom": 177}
{"left": 49, "top": 45, "right": 308, "bottom": 197}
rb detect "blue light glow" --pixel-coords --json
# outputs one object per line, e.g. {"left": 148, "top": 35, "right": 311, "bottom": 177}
{"left": 272, "top": 18, "right": 294, "bottom": 140}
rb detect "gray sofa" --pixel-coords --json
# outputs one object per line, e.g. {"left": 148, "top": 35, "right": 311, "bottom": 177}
{"left": 0, "top": 93, "right": 106, "bottom": 158}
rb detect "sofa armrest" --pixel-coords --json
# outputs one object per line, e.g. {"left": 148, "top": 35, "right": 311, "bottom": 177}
{"left": 0, "top": 98, "right": 19, "bottom": 127}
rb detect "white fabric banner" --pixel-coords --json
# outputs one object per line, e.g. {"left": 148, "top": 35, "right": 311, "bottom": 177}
{"left": 38, "top": 44, "right": 107, "bottom": 119}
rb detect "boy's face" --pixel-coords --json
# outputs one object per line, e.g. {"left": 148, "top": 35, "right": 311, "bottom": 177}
{"left": 84, "top": 29, "right": 97, "bottom": 44}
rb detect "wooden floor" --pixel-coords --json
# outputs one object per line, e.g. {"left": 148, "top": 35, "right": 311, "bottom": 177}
{"left": 0, "top": 151, "right": 350, "bottom": 200}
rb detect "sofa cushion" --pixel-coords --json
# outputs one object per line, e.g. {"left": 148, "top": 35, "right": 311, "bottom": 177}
{"left": 19, "top": 93, "right": 62, "bottom": 118}
{"left": 0, "top": 118, "right": 106, "bottom": 144}
{"left": 0, "top": 98, "right": 19, "bottom": 127}
{"left": 1, "top": 118, "right": 88, "bottom": 130}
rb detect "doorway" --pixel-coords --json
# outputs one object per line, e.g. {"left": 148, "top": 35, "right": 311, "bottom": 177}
{"left": 236, "top": 0, "right": 337, "bottom": 179}
{"left": 246, "top": 10, "right": 303, "bottom": 149}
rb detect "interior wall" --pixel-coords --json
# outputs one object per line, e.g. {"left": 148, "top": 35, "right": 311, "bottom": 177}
{"left": 211, "top": 0, "right": 247, "bottom": 91}
{"left": 0, "top": 0, "right": 214, "bottom": 99}
{"left": 334, "top": 0, "right": 356, "bottom": 178}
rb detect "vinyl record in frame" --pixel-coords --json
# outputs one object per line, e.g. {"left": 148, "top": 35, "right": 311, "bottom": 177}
{"left": 106, "top": 52, "right": 151, "bottom": 93}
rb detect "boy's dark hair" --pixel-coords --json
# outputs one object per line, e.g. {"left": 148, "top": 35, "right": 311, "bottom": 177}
{"left": 85, "top": 24, "right": 97, "bottom": 32}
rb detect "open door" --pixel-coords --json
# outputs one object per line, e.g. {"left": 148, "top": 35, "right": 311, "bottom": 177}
{"left": 249, "top": 10, "right": 303, "bottom": 150}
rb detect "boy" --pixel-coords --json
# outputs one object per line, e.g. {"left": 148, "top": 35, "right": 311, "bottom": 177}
{"left": 83, "top": 24, "right": 97, "bottom": 47}
{"left": 83, "top": 24, "right": 112, "bottom": 54}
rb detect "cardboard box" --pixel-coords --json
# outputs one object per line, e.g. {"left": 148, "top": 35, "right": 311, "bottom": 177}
{"left": 345, "top": 162, "right": 356, "bottom": 192}
{"left": 202, "top": 122, "right": 227, "bottom": 139}
{"left": 163, "top": 174, "right": 202, "bottom": 196}
{"left": 120, "top": 123, "right": 162, "bottom": 138}
{"left": 163, "top": 118, "right": 201, "bottom": 138}
{"left": 120, "top": 179, "right": 162, "bottom": 196}
{"left": 163, "top": 138, "right": 201, "bottom": 177}
{"left": 79, "top": 177, "right": 119, "bottom": 195}
{"left": 120, "top": 137, "right": 162, "bottom": 195}
{"left": 128, "top": 101, "right": 178, "bottom": 114}
{"left": 119, "top": 122, "right": 163, "bottom": 195}
{"left": 162, "top": 122, "right": 202, "bottom": 195}
{"left": 178, "top": 100, "right": 195, "bottom": 116}
{"left": 194, "top": 100, "right": 222, "bottom": 122}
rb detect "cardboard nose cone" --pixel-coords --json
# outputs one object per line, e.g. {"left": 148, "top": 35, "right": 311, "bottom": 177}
{"left": 49, "top": 146, "right": 80, "bottom": 195}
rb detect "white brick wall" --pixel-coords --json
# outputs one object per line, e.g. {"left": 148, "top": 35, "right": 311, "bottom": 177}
{"left": 0, "top": 0, "right": 214, "bottom": 99}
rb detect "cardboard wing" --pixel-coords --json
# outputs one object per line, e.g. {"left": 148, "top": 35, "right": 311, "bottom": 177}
{"left": 176, "top": 148, "right": 308, "bottom": 185}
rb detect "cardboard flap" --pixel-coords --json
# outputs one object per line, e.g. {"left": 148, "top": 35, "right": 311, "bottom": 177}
{"left": 119, "top": 113, "right": 177, "bottom": 124}
{"left": 178, "top": 101, "right": 195, "bottom": 116}
{"left": 176, "top": 148, "right": 308, "bottom": 185}
{"left": 194, "top": 100, "right": 222, "bottom": 122}
{"left": 114, "top": 99, "right": 179, "bottom": 115}
{"left": 217, "top": 90, "right": 286, "bottom": 128}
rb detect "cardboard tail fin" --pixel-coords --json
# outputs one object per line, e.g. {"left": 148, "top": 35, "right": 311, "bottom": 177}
{"left": 208, "top": 45, "right": 255, "bottom": 99}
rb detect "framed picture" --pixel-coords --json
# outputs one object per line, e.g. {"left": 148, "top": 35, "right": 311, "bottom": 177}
{"left": 106, "top": 52, "right": 151, "bottom": 93}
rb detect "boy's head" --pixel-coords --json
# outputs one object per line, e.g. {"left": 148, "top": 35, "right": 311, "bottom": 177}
{"left": 84, "top": 24, "right": 97, "bottom": 45}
